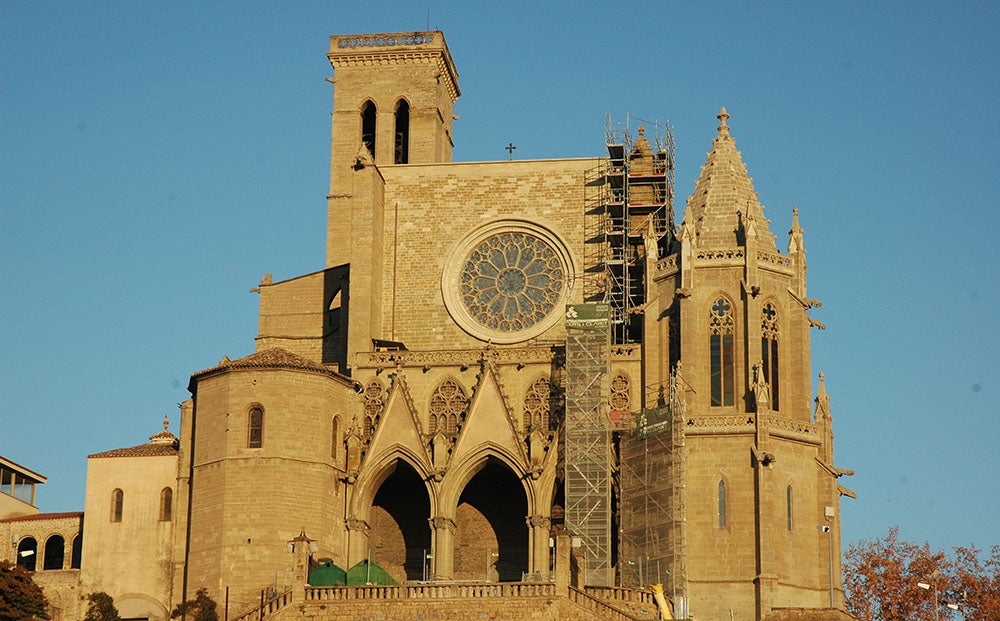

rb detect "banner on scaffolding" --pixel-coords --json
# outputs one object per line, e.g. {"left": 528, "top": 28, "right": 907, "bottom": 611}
{"left": 565, "top": 303, "right": 609, "bottom": 331}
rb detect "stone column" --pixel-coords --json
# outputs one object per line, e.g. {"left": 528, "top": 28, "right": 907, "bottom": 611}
{"left": 345, "top": 518, "right": 370, "bottom": 573}
{"left": 525, "top": 515, "right": 552, "bottom": 577}
{"left": 554, "top": 530, "right": 572, "bottom": 596}
{"left": 429, "top": 517, "right": 456, "bottom": 580}
{"left": 288, "top": 531, "right": 315, "bottom": 603}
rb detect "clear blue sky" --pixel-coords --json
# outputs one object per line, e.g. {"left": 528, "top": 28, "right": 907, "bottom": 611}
{"left": 2, "top": 2, "right": 997, "bottom": 554}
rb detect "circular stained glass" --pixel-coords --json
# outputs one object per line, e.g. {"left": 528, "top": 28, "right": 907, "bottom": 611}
{"left": 459, "top": 232, "right": 564, "bottom": 333}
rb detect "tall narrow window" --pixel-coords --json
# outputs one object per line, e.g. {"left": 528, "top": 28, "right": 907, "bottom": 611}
{"left": 110, "top": 488, "right": 123, "bottom": 522}
{"left": 394, "top": 99, "right": 410, "bottom": 164}
{"left": 71, "top": 535, "right": 82, "bottom": 569}
{"left": 361, "top": 100, "right": 377, "bottom": 159}
{"left": 331, "top": 415, "right": 341, "bottom": 459}
{"left": 43, "top": 535, "right": 65, "bottom": 570}
{"left": 710, "top": 297, "right": 736, "bottom": 406}
{"left": 160, "top": 487, "right": 173, "bottom": 522}
{"left": 786, "top": 485, "right": 794, "bottom": 531}
{"left": 718, "top": 480, "right": 727, "bottom": 527}
{"left": 248, "top": 406, "right": 264, "bottom": 448}
{"left": 761, "top": 302, "right": 780, "bottom": 411}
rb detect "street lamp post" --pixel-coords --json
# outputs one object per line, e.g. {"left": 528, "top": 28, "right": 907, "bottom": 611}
{"left": 918, "top": 570, "right": 941, "bottom": 621}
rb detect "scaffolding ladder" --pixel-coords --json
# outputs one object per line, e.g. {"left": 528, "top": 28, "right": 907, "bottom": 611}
{"left": 563, "top": 303, "right": 613, "bottom": 587}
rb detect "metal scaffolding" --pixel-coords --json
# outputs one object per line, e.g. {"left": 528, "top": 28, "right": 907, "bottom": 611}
{"left": 584, "top": 114, "right": 675, "bottom": 344}
{"left": 563, "top": 303, "right": 613, "bottom": 587}
{"left": 619, "top": 368, "right": 688, "bottom": 616}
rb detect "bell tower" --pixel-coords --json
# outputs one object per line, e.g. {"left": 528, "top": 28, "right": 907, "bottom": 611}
{"left": 322, "top": 33, "right": 461, "bottom": 367}
{"left": 646, "top": 109, "right": 851, "bottom": 620}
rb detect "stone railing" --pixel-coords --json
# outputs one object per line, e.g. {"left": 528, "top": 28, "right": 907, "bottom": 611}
{"left": 757, "top": 250, "right": 793, "bottom": 271}
{"left": 584, "top": 585, "right": 654, "bottom": 607}
{"left": 768, "top": 415, "right": 818, "bottom": 440}
{"left": 306, "top": 581, "right": 557, "bottom": 601}
{"left": 695, "top": 248, "right": 744, "bottom": 263}
{"left": 231, "top": 589, "right": 292, "bottom": 621}
{"left": 334, "top": 33, "right": 436, "bottom": 49}
{"left": 655, "top": 254, "right": 679, "bottom": 273}
{"left": 568, "top": 586, "right": 641, "bottom": 620}
{"left": 359, "top": 346, "right": 558, "bottom": 369}
{"left": 684, "top": 415, "right": 756, "bottom": 433}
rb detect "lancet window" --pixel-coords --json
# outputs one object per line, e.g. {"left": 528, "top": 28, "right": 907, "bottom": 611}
{"left": 786, "top": 484, "right": 794, "bottom": 531}
{"left": 160, "top": 487, "right": 172, "bottom": 521}
{"left": 709, "top": 297, "right": 736, "bottom": 407}
{"left": 248, "top": 405, "right": 264, "bottom": 448}
{"left": 761, "top": 302, "right": 780, "bottom": 411}
{"left": 394, "top": 99, "right": 410, "bottom": 164}
{"left": 428, "top": 379, "right": 469, "bottom": 436}
{"left": 523, "top": 376, "right": 552, "bottom": 432}
{"left": 361, "top": 100, "right": 377, "bottom": 159}
{"left": 110, "top": 488, "right": 123, "bottom": 523}
{"left": 718, "top": 479, "right": 728, "bottom": 528}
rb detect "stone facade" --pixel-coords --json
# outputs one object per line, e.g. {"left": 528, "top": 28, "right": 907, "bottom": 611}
{"left": 18, "top": 30, "right": 856, "bottom": 621}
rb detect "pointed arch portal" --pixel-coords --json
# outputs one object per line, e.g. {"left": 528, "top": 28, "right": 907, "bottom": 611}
{"left": 369, "top": 460, "right": 431, "bottom": 582}
{"left": 453, "top": 458, "right": 528, "bottom": 581}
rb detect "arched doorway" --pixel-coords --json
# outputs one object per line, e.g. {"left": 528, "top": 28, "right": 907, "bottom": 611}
{"left": 369, "top": 460, "right": 430, "bottom": 582}
{"left": 453, "top": 458, "right": 528, "bottom": 581}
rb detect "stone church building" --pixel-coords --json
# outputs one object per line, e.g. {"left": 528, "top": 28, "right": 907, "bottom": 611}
{"left": 1, "top": 31, "right": 856, "bottom": 621}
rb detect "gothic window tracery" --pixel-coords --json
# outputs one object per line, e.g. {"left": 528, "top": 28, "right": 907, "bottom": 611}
{"left": 610, "top": 372, "right": 630, "bottom": 412}
{"left": 761, "top": 302, "right": 780, "bottom": 411}
{"left": 460, "top": 232, "right": 564, "bottom": 333}
{"left": 428, "top": 379, "right": 469, "bottom": 436}
{"left": 363, "top": 380, "right": 386, "bottom": 439}
{"left": 523, "top": 376, "right": 552, "bottom": 432}
{"left": 710, "top": 297, "right": 736, "bottom": 407}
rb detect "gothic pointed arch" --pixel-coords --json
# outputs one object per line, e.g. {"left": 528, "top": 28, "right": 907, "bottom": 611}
{"left": 445, "top": 452, "right": 531, "bottom": 582}
{"left": 709, "top": 294, "right": 737, "bottom": 407}
{"left": 364, "top": 456, "right": 432, "bottom": 582}
{"left": 361, "top": 375, "right": 434, "bottom": 484}
{"left": 360, "top": 99, "right": 377, "bottom": 159}
{"left": 393, "top": 98, "right": 410, "bottom": 164}
{"left": 449, "top": 364, "right": 530, "bottom": 475}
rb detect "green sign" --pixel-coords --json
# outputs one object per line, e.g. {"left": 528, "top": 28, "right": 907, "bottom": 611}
{"left": 566, "top": 303, "right": 609, "bottom": 330}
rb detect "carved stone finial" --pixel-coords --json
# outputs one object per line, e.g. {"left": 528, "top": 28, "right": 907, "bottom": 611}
{"left": 717, "top": 107, "right": 730, "bottom": 131}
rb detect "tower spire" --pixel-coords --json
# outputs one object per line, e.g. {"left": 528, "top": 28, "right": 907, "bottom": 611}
{"left": 788, "top": 206, "right": 805, "bottom": 255}
{"left": 682, "top": 108, "right": 777, "bottom": 250}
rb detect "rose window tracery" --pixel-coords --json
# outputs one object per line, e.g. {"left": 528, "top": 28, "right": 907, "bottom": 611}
{"left": 459, "top": 232, "right": 564, "bottom": 333}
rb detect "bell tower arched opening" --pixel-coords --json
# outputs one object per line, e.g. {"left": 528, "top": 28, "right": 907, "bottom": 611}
{"left": 369, "top": 460, "right": 431, "bottom": 582}
{"left": 453, "top": 458, "right": 528, "bottom": 581}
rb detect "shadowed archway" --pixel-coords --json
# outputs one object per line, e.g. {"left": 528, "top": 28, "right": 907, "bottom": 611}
{"left": 369, "top": 460, "right": 431, "bottom": 582}
{"left": 453, "top": 457, "right": 528, "bottom": 581}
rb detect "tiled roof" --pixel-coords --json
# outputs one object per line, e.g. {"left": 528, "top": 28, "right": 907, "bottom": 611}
{"left": 190, "top": 348, "right": 347, "bottom": 387}
{"left": 0, "top": 511, "right": 83, "bottom": 523}
{"left": 88, "top": 442, "right": 178, "bottom": 459}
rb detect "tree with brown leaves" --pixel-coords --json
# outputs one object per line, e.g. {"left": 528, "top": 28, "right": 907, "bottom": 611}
{"left": 844, "top": 526, "right": 999, "bottom": 621}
